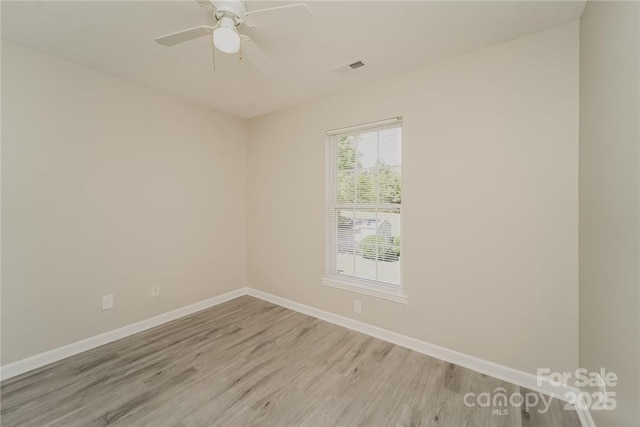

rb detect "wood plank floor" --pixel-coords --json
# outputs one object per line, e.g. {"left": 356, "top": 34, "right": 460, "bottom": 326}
{"left": 1, "top": 296, "right": 581, "bottom": 426}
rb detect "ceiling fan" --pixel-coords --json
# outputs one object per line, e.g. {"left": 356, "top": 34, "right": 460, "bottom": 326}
{"left": 154, "top": 0, "right": 313, "bottom": 72}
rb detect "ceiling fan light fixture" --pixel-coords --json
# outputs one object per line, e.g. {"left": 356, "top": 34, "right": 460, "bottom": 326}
{"left": 213, "top": 16, "right": 240, "bottom": 54}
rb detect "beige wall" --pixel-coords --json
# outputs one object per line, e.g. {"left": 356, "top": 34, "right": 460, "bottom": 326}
{"left": 579, "top": 2, "right": 640, "bottom": 425}
{"left": 1, "top": 21, "right": 583, "bottom": 380}
{"left": 1, "top": 41, "right": 248, "bottom": 364}
{"left": 247, "top": 23, "right": 580, "bottom": 376}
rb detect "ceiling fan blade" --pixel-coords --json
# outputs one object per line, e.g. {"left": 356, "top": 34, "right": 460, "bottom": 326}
{"left": 244, "top": 3, "right": 313, "bottom": 17}
{"left": 239, "top": 35, "right": 275, "bottom": 75}
{"left": 155, "top": 26, "right": 214, "bottom": 47}
{"left": 195, "top": 0, "right": 214, "bottom": 9}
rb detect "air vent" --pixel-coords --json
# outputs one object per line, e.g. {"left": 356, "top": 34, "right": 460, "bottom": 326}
{"left": 332, "top": 59, "right": 368, "bottom": 75}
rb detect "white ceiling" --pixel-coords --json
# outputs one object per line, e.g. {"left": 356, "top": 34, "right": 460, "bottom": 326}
{"left": 1, "top": 1, "right": 585, "bottom": 118}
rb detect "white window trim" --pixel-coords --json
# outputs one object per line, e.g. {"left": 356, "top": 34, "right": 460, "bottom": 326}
{"left": 321, "top": 276, "right": 408, "bottom": 304}
{"left": 322, "top": 117, "right": 407, "bottom": 304}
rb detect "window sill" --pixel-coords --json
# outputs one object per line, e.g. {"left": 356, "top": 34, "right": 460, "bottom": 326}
{"left": 321, "top": 276, "right": 408, "bottom": 304}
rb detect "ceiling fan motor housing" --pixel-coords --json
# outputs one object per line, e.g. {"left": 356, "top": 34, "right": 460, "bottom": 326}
{"left": 212, "top": 0, "right": 248, "bottom": 23}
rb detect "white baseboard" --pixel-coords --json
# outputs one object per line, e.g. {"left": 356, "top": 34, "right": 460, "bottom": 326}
{"left": 576, "top": 404, "right": 596, "bottom": 427}
{"left": 246, "top": 287, "right": 579, "bottom": 403}
{"left": 0, "top": 287, "right": 247, "bottom": 381}
{"left": 248, "top": 288, "right": 595, "bottom": 425}
{"left": 0, "top": 285, "right": 594, "bottom": 427}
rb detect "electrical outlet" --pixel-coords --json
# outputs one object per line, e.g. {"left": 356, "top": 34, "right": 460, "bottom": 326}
{"left": 354, "top": 300, "right": 362, "bottom": 314}
{"left": 151, "top": 284, "right": 160, "bottom": 297}
{"left": 102, "top": 294, "right": 114, "bottom": 310}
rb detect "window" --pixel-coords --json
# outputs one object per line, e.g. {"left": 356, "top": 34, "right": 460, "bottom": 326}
{"left": 323, "top": 117, "right": 406, "bottom": 303}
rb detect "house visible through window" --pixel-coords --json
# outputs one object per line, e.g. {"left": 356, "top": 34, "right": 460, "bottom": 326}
{"left": 323, "top": 117, "right": 405, "bottom": 302}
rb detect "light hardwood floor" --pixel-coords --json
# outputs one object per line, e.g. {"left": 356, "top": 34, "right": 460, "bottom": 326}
{"left": 1, "top": 296, "right": 581, "bottom": 426}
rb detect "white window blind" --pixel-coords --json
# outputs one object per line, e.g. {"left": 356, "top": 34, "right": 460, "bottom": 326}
{"left": 325, "top": 118, "right": 403, "bottom": 299}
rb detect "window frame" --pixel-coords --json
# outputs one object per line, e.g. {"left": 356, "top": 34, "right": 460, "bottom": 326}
{"left": 322, "top": 117, "right": 407, "bottom": 304}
